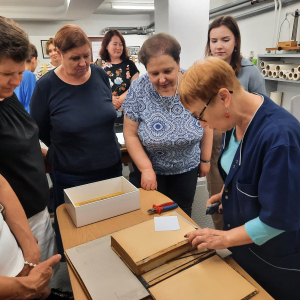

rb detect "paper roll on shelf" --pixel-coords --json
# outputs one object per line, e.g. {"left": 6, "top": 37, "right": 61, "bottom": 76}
{"left": 291, "top": 67, "right": 297, "bottom": 73}
{"left": 297, "top": 66, "right": 300, "bottom": 73}
{"left": 279, "top": 70, "right": 289, "bottom": 78}
{"left": 275, "top": 64, "right": 297, "bottom": 71}
{"left": 270, "top": 91, "right": 282, "bottom": 106}
{"left": 260, "top": 60, "right": 282, "bottom": 68}
{"left": 266, "top": 64, "right": 277, "bottom": 71}
{"left": 261, "top": 69, "right": 268, "bottom": 77}
{"left": 268, "top": 71, "right": 273, "bottom": 77}
{"left": 293, "top": 73, "right": 300, "bottom": 81}
{"left": 272, "top": 71, "right": 279, "bottom": 78}
{"left": 288, "top": 72, "right": 294, "bottom": 80}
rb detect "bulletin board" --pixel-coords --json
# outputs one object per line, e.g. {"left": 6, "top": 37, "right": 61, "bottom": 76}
{"left": 89, "top": 37, "right": 104, "bottom": 63}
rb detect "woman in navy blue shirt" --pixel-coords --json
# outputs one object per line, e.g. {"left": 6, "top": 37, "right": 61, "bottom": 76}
{"left": 180, "top": 57, "right": 300, "bottom": 300}
{"left": 31, "top": 25, "right": 122, "bottom": 256}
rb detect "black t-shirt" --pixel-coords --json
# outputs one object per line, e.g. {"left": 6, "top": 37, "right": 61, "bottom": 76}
{"left": 0, "top": 94, "right": 49, "bottom": 218}
{"left": 30, "top": 65, "right": 121, "bottom": 174}
{"left": 102, "top": 59, "right": 139, "bottom": 96}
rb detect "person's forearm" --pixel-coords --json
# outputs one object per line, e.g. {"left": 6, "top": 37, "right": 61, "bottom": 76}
{"left": 224, "top": 225, "right": 253, "bottom": 248}
{"left": 125, "top": 135, "right": 153, "bottom": 172}
{"left": 200, "top": 126, "right": 213, "bottom": 160}
{"left": 0, "top": 276, "right": 35, "bottom": 300}
{"left": 0, "top": 176, "right": 39, "bottom": 261}
{"left": 124, "top": 134, "right": 153, "bottom": 172}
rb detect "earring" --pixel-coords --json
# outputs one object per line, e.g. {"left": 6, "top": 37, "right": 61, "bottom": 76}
{"left": 234, "top": 46, "right": 237, "bottom": 52}
{"left": 225, "top": 109, "right": 230, "bottom": 118}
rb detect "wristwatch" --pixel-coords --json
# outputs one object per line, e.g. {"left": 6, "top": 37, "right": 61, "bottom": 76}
{"left": 0, "top": 203, "right": 5, "bottom": 217}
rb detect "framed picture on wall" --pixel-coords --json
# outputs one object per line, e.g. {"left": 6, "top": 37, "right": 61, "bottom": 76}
{"left": 41, "top": 40, "right": 50, "bottom": 59}
{"left": 127, "top": 46, "right": 140, "bottom": 64}
{"left": 89, "top": 37, "right": 104, "bottom": 63}
{"left": 127, "top": 46, "right": 140, "bottom": 56}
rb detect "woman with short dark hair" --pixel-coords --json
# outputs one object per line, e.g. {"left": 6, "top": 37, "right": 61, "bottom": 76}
{"left": 31, "top": 24, "right": 122, "bottom": 256}
{"left": 122, "top": 33, "right": 212, "bottom": 217}
{"left": 0, "top": 15, "right": 69, "bottom": 300}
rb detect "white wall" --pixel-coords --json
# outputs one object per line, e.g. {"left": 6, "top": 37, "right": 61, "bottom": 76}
{"left": 210, "top": 1, "right": 300, "bottom": 59}
{"left": 18, "top": 14, "right": 150, "bottom": 74}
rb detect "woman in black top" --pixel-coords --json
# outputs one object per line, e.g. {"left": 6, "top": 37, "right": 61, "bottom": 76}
{"left": 100, "top": 30, "right": 139, "bottom": 123}
{"left": 0, "top": 16, "right": 71, "bottom": 300}
{"left": 31, "top": 24, "right": 122, "bottom": 257}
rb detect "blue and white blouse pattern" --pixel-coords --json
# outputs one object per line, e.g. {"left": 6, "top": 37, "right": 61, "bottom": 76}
{"left": 122, "top": 73, "right": 203, "bottom": 175}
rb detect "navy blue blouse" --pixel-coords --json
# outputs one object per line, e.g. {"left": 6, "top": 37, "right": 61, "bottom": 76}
{"left": 30, "top": 65, "right": 121, "bottom": 174}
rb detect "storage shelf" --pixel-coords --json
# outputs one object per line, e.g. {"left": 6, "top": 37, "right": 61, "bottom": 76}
{"left": 259, "top": 54, "right": 300, "bottom": 58}
{"left": 264, "top": 77, "right": 300, "bottom": 84}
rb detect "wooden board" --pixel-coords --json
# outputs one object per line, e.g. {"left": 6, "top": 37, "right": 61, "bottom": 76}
{"left": 149, "top": 255, "right": 258, "bottom": 300}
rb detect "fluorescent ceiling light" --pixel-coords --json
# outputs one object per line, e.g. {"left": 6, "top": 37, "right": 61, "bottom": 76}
{"left": 111, "top": 3, "right": 154, "bottom": 10}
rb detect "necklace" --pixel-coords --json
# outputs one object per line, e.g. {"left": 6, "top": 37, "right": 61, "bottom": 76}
{"left": 158, "top": 76, "right": 179, "bottom": 111}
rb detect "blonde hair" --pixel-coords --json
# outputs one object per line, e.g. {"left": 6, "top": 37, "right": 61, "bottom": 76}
{"left": 179, "top": 57, "right": 241, "bottom": 106}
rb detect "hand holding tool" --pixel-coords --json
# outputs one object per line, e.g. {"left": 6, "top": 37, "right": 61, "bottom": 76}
{"left": 147, "top": 201, "right": 178, "bottom": 214}
{"left": 206, "top": 202, "right": 221, "bottom": 215}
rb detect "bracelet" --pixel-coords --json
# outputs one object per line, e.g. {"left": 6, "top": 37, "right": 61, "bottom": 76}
{"left": 200, "top": 159, "right": 211, "bottom": 163}
{"left": 24, "top": 261, "right": 37, "bottom": 267}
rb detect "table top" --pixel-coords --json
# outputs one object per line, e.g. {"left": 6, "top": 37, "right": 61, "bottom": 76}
{"left": 57, "top": 189, "right": 274, "bottom": 300}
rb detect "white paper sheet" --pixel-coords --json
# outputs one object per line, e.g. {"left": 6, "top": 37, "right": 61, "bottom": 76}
{"left": 154, "top": 216, "right": 180, "bottom": 231}
{"left": 116, "top": 132, "right": 125, "bottom": 146}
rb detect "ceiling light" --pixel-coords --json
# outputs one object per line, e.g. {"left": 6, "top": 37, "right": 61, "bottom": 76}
{"left": 111, "top": 3, "right": 154, "bottom": 10}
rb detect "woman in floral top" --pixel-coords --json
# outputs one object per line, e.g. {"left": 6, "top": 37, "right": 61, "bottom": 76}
{"left": 100, "top": 30, "right": 139, "bottom": 123}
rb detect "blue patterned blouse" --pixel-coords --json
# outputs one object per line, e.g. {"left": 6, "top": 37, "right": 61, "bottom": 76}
{"left": 122, "top": 73, "right": 203, "bottom": 175}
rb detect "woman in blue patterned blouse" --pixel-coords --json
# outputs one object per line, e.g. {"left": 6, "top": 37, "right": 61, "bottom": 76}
{"left": 122, "top": 33, "right": 213, "bottom": 216}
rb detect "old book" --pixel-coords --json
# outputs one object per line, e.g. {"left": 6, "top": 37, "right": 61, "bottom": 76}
{"left": 111, "top": 213, "right": 196, "bottom": 275}
{"left": 148, "top": 255, "right": 258, "bottom": 300}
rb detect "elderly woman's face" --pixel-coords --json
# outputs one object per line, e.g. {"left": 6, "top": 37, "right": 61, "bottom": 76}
{"left": 61, "top": 44, "right": 91, "bottom": 78}
{"left": 147, "top": 54, "right": 180, "bottom": 95}
{"left": 0, "top": 58, "right": 24, "bottom": 99}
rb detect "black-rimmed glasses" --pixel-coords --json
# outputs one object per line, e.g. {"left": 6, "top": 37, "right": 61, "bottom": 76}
{"left": 192, "top": 91, "right": 233, "bottom": 121}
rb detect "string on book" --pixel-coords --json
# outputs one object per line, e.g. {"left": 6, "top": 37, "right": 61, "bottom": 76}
{"left": 170, "top": 249, "right": 214, "bottom": 261}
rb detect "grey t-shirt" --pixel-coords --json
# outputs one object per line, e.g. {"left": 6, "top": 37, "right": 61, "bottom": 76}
{"left": 238, "top": 57, "right": 266, "bottom": 94}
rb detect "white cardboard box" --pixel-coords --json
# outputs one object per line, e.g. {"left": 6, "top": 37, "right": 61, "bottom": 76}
{"left": 64, "top": 176, "right": 140, "bottom": 227}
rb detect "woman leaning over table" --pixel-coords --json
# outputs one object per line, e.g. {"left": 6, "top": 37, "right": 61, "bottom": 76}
{"left": 100, "top": 29, "right": 139, "bottom": 124}
{"left": 180, "top": 57, "right": 300, "bottom": 300}
{"left": 36, "top": 37, "right": 61, "bottom": 80}
{"left": 205, "top": 15, "right": 266, "bottom": 230}
{"left": 31, "top": 24, "right": 122, "bottom": 256}
{"left": 122, "top": 33, "right": 213, "bottom": 217}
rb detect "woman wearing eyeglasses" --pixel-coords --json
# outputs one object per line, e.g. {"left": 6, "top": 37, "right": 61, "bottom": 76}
{"left": 205, "top": 15, "right": 265, "bottom": 230}
{"left": 122, "top": 33, "right": 213, "bottom": 217}
{"left": 180, "top": 57, "right": 300, "bottom": 300}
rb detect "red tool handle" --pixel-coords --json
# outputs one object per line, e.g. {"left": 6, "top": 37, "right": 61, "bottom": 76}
{"left": 153, "top": 202, "right": 174, "bottom": 214}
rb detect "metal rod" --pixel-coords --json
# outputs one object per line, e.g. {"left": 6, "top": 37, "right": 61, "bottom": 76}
{"left": 291, "top": 9, "right": 299, "bottom": 41}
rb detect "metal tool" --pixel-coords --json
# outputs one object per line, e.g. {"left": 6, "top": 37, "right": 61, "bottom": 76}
{"left": 206, "top": 202, "right": 221, "bottom": 215}
{"left": 147, "top": 201, "right": 178, "bottom": 214}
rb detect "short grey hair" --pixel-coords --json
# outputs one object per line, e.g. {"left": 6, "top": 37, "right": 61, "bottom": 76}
{"left": 138, "top": 33, "right": 181, "bottom": 67}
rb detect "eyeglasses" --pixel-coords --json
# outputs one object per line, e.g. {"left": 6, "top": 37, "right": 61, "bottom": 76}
{"left": 191, "top": 91, "right": 233, "bottom": 121}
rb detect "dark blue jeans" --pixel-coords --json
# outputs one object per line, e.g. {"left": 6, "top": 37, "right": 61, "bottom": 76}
{"left": 52, "top": 160, "right": 122, "bottom": 257}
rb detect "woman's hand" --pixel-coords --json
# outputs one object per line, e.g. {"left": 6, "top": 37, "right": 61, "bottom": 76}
{"left": 207, "top": 192, "right": 223, "bottom": 213}
{"left": 112, "top": 96, "right": 122, "bottom": 109}
{"left": 141, "top": 168, "right": 157, "bottom": 191}
{"left": 198, "top": 162, "right": 210, "bottom": 177}
{"left": 185, "top": 228, "right": 229, "bottom": 251}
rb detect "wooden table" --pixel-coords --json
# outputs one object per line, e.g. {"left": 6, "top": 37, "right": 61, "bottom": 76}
{"left": 57, "top": 189, "right": 274, "bottom": 300}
